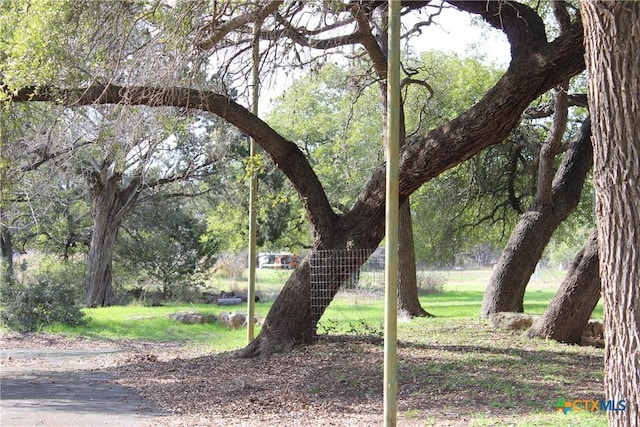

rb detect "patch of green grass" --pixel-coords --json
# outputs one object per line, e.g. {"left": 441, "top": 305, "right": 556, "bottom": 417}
{"left": 255, "top": 268, "right": 293, "bottom": 298}
{"left": 472, "top": 410, "right": 607, "bottom": 426}
{"left": 320, "top": 288, "right": 583, "bottom": 326}
{"left": 432, "top": 269, "right": 603, "bottom": 318}
{"left": 39, "top": 268, "right": 603, "bottom": 353}
{"left": 46, "top": 302, "right": 274, "bottom": 352}
{"left": 394, "top": 316, "right": 605, "bottom": 427}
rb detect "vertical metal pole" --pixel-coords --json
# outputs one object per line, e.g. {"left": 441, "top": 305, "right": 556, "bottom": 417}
{"left": 384, "top": 1, "right": 400, "bottom": 426}
{"left": 247, "top": 21, "right": 259, "bottom": 343}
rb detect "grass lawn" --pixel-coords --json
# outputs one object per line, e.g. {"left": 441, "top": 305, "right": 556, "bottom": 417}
{"left": 317, "top": 268, "right": 603, "bottom": 334}
{"left": 29, "top": 268, "right": 606, "bottom": 426}
{"left": 47, "top": 303, "right": 269, "bottom": 353}
{"left": 45, "top": 267, "right": 603, "bottom": 349}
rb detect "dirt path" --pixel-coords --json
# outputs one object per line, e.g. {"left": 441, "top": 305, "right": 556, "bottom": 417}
{"left": 0, "top": 335, "right": 165, "bottom": 427}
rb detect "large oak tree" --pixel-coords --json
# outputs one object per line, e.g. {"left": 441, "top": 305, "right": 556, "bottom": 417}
{"left": 3, "top": 1, "right": 586, "bottom": 354}
{"left": 480, "top": 1, "right": 591, "bottom": 317}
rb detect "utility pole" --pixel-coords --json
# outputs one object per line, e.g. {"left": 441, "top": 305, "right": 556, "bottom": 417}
{"left": 247, "top": 20, "right": 260, "bottom": 343}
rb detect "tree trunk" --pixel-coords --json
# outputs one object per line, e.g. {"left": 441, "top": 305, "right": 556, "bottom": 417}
{"left": 398, "top": 200, "right": 432, "bottom": 317}
{"left": 84, "top": 160, "right": 139, "bottom": 307}
{"left": 527, "top": 229, "right": 600, "bottom": 343}
{"left": 481, "top": 118, "right": 593, "bottom": 317}
{"left": 582, "top": 2, "right": 640, "bottom": 423}
{"left": 84, "top": 213, "right": 117, "bottom": 307}
{"left": 0, "top": 207, "right": 14, "bottom": 284}
{"left": 244, "top": 244, "right": 377, "bottom": 356}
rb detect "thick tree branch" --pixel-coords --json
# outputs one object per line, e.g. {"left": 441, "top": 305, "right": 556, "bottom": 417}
{"left": 343, "top": 17, "right": 585, "bottom": 247}
{"left": 5, "top": 84, "right": 337, "bottom": 239}
{"left": 446, "top": 0, "right": 548, "bottom": 60}
{"left": 352, "top": 4, "right": 387, "bottom": 80}
{"left": 534, "top": 2, "right": 572, "bottom": 207}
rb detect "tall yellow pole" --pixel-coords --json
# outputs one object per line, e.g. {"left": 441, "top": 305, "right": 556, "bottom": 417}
{"left": 384, "top": 1, "right": 400, "bottom": 426}
{"left": 247, "top": 21, "right": 259, "bottom": 343}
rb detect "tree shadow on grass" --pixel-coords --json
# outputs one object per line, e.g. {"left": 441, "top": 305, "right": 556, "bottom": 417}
{"left": 395, "top": 341, "right": 603, "bottom": 416}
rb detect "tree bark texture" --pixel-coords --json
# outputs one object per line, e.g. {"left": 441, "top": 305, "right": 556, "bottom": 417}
{"left": 84, "top": 213, "right": 117, "bottom": 307}
{"left": 251, "top": 246, "right": 375, "bottom": 354}
{"left": 527, "top": 229, "right": 600, "bottom": 343}
{"left": 481, "top": 118, "right": 593, "bottom": 317}
{"left": 84, "top": 161, "right": 139, "bottom": 307}
{"left": 85, "top": 175, "right": 118, "bottom": 307}
{"left": 582, "top": 2, "right": 640, "bottom": 424}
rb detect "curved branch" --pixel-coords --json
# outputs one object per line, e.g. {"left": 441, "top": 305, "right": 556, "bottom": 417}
{"left": 344, "top": 18, "right": 585, "bottom": 244}
{"left": 6, "top": 84, "right": 337, "bottom": 239}
{"left": 446, "top": 0, "right": 548, "bottom": 60}
{"left": 400, "top": 78, "right": 434, "bottom": 98}
{"left": 523, "top": 93, "right": 588, "bottom": 119}
{"left": 351, "top": 4, "right": 387, "bottom": 79}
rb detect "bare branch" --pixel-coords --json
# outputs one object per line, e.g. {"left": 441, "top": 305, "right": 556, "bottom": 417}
{"left": 523, "top": 93, "right": 588, "bottom": 119}
{"left": 196, "top": 1, "right": 283, "bottom": 51}
{"left": 400, "top": 78, "right": 434, "bottom": 98}
{"left": 351, "top": 4, "right": 387, "bottom": 80}
{"left": 21, "top": 138, "right": 94, "bottom": 173}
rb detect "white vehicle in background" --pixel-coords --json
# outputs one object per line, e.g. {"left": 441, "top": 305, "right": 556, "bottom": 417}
{"left": 257, "top": 252, "right": 299, "bottom": 269}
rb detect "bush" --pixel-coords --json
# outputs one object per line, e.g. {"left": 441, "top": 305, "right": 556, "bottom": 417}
{"left": 417, "top": 271, "right": 446, "bottom": 295}
{"left": 0, "top": 276, "right": 88, "bottom": 332}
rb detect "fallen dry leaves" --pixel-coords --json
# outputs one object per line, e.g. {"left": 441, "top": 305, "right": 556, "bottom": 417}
{"left": 1, "top": 321, "right": 605, "bottom": 426}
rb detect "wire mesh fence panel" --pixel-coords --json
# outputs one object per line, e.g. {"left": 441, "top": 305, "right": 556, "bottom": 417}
{"left": 309, "top": 248, "right": 384, "bottom": 336}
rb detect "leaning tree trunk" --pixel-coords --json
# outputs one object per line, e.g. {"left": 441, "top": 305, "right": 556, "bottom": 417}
{"left": 242, "top": 241, "right": 379, "bottom": 356}
{"left": 527, "top": 229, "right": 600, "bottom": 343}
{"left": 582, "top": 2, "right": 640, "bottom": 424}
{"left": 241, "top": 200, "right": 430, "bottom": 356}
{"left": 238, "top": 9, "right": 585, "bottom": 355}
{"left": 84, "top": 159, "right": 140, "bottom": 307}
{"left": 398, "top": 200, "right": 432, "bottom": 317}
{"left": 481, "top": 118, "right": 593, "bottom": 317}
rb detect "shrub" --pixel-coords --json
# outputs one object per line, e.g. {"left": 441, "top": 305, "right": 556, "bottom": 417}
{"left": 0, "top": 276, "right": 88, "bottom": 332}
{"left": 417, "top": 271, "right": 446, "bottom": 295}
{"left": 116, "top": 201, "right": 218, "bottom": 303}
